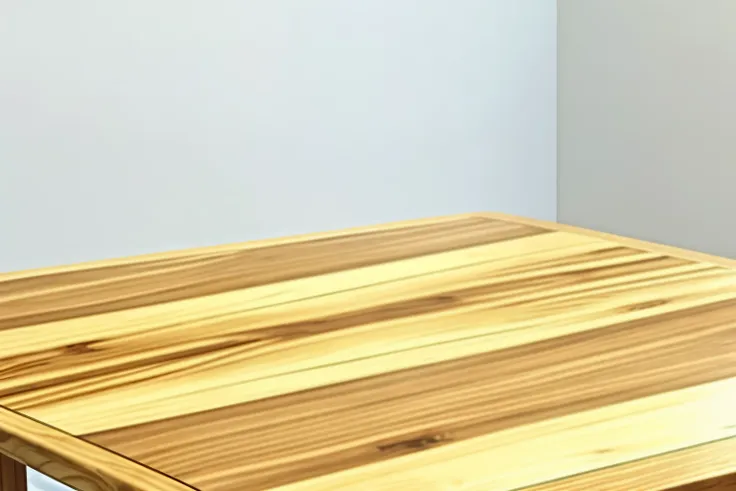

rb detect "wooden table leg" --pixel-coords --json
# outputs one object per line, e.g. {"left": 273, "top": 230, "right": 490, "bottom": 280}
{"left": 0, "top": 454, "right": 26, "bottom": 491}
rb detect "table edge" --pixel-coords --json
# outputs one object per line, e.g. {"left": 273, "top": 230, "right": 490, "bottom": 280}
{"left": 523, "top": 435, "right": 736, "bottom": 490}
{"left": 2, "top": 406, "right": 735, "bottom": 491}
{"left": 2, "top": 211, "right": 735, "bottom": 490}
{"left": 474, "top": 212, "right": 736, "bottom": 269}
{"left": 0, "top": 214, "right": 473, "bottom": 279}
{"left": 3, "top": 211, "right": 735, "bottom": 281}
{"left": 0, "top": 404, "right": 194, "bottom": 491}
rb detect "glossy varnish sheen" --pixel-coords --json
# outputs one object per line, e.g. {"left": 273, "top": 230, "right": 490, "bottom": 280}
{"left": 0, "top": 213, "right": 735, "bottom": 490}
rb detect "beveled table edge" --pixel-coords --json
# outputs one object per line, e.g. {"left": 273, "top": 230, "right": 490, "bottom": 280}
{"left": 1, "top": 212, "right": 735, "bottom": 491}
{"left": 0, "top": 404, "right": 195, "bottom": 491}
{"left": 523, "top": 435, "right": 736, "bottom": 490}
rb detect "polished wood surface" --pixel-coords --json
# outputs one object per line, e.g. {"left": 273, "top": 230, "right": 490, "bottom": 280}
{"left": 527, "top": 438, "right": 736, "bottom": 491}
{"left": 0, "top": 213, "right": 734, "bottom": 490}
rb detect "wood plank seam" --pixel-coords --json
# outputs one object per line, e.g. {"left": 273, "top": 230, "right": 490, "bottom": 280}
{"left": 0, "top": 213, "right": 735, "bottom": 490}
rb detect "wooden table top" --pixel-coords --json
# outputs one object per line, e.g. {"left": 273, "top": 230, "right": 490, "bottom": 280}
{"left": 1, "top": 212, "right": 735, "bottom": 491}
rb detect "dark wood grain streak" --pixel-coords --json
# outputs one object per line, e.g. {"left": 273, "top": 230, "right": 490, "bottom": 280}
{"left": 2, "top": 213, "right": 735, "bottom": 490}
{"left": 0, "top": 407, "right": 195, "bottom": 491}
{"left": 1, "top": 246, "right": 706, "bottom": 412}
{"left": 0, "top": 218, "right": 545, "bottom": 331}
{"left": 87, "top": 299, "right": 736, "bottom": 490}
{"left": 0, "top": 453, "right": 26, "bottom": 491}
{"left": 667, "top": 474, "right": 736, "bottom": 490}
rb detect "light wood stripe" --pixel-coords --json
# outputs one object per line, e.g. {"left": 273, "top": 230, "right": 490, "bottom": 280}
{"left": 268, "top": 377, "right": 736, "bottom": 491}
{"left": 0, "top": 231, "right": 594, "bottom": 358}
{"left": 524, "top": 437, "right": 736, "bottom": 491}
{"left": 85, "top": 299, "right": 736, "bottom": 490}
{"left": 8, "top": 238, "right": 736, "bottom": 434}
{"left": 0, "top": 406, "right": 193, "bottom": 491}
{"left": 0, "top": 213, "right": 735, "bottom": 490}
{"left": 0, "top": 214, "right": 478, "bottom": 281}
{"left": 0, "top": 218, "right": 543, "bottom": 330}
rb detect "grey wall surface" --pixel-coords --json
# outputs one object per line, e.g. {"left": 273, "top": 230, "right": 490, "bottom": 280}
{"left": 558, "top": 0, "right": 736, "bottom": 258}
{"left": 0, "top": 1, "right": 556, "bottom": 272}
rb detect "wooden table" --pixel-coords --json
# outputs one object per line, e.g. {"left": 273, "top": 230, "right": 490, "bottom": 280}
{"left": 1, "top": 213, "right": 735, "bottom": 491}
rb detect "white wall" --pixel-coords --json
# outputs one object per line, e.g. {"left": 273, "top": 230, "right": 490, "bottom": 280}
{"left": 558, "top": 0, "right": 736, "bottom": 258}
{"left": 27, "top": 472, "right": 73, "bottom": 491}
{"left": 0, "top": 1, "right": 556, "bottom": 272}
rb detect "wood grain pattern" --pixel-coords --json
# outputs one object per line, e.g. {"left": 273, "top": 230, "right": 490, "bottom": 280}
{"left": 270, "top": 377, "right": 736, "bottom": 491}
{"left": 0, "top": 212, "right": 735, "bottom": 490}
{"left": 86, "top": 299, "right": 736, "bottom": 489}
{"left": 522, "top": 437, "right": 736, "bottom": 490}
{"left": 0, "top": 453, "right": 27, "bottom": 491}
{"left": 669, "top": 475, "right": 736, "bottom": 491}
{"left": 0, "top": 405, "right": 193, "bottom": 491}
